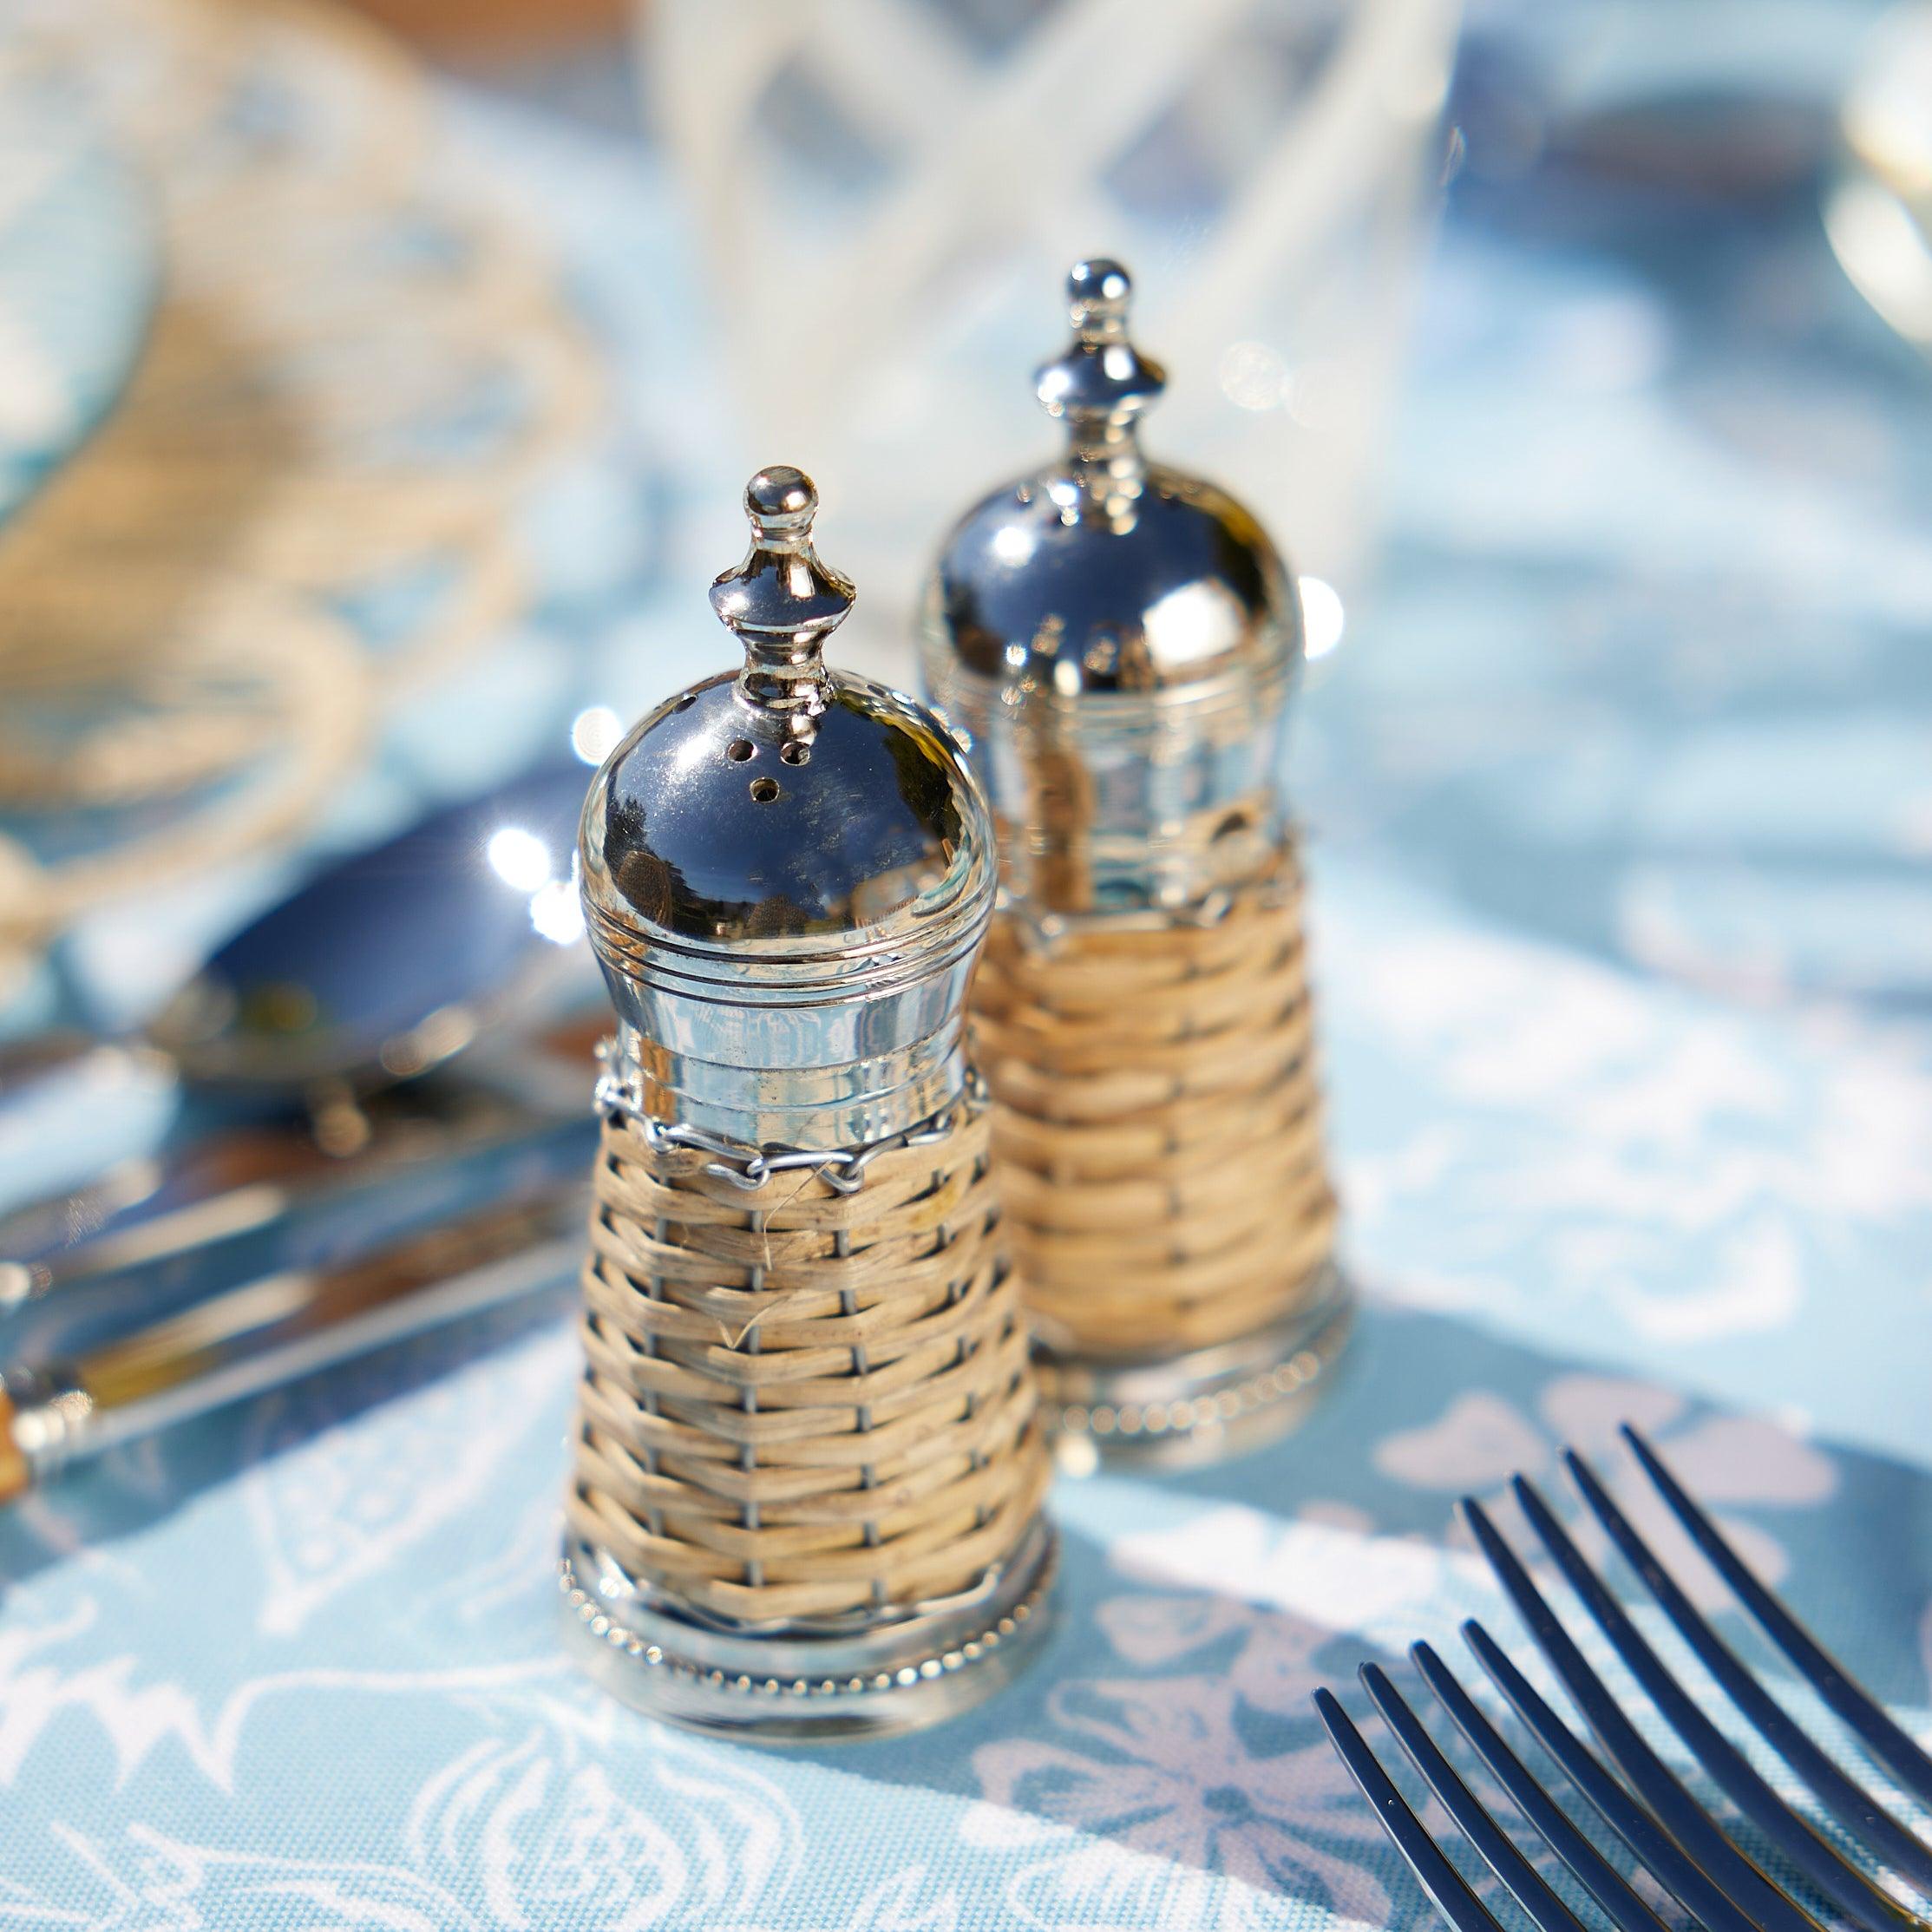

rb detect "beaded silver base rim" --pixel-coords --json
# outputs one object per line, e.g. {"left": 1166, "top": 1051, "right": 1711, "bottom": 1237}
{"left": 1039, "top": 1263, "right": 1354, "bottom": 1472}
{"left": 560, "top": 1516, "right": 1058, "bottom": 1742}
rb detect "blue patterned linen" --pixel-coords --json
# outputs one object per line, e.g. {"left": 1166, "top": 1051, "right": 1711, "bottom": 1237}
{"left": 3, "top": 1, "right": 1932, "bottom": 1924}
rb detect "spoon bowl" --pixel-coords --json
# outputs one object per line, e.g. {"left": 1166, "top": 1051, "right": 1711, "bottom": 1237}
{"left": 145, "top": 762, "right": 593, "bottom": 1090}
{"left": 1, "top": 761, "right": 595, "bottom": 1266}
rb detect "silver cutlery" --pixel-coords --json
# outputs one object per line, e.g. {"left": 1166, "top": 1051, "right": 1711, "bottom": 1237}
{"left": 1318, "top": 1424, "right": 1932, "bottom": 1932}
{"left": 0, "top": 1174, "right": 582, "bottom": 1503}
{"left": 0, "top": 1082, "right": 595, "bottom": 1365}
{"left": 0, "top": 762, "right": 594, "bottom": 1280}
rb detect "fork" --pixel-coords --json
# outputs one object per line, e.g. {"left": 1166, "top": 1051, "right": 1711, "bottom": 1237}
{"left": 1314, "top": 1424, "right": 1932, "bottom": 1932}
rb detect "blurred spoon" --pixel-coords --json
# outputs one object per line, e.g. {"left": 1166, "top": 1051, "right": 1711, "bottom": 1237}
{"left": 0, "top": 760, "right": 593, "bottom": 1267}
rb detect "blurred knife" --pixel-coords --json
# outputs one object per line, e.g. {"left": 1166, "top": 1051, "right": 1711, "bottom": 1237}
{"left": 0, "top": 1180, "right": 582, "bottom": 1502}
{"left": 1, "top": 1087, "right": 594, "bottom": 1364}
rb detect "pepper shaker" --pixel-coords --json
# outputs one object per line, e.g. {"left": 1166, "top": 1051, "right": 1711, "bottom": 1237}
{"left": 920, "top": 262, "right": 1349, "bottom": 1469}
{"left": 564, "top": 468, "right": 1056, "bottom": 1739}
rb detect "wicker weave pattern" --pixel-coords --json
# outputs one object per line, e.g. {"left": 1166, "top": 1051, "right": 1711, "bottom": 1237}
{"left": 972, "top": 842, "right": 1337, "bottom": 1359}
{"left": 570, "top": 1095, "right": 1051, "bottom": 1625}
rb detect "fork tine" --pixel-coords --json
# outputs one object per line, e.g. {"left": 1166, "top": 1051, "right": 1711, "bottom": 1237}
{"left": 1569, "top": 1445, "right": 1932, "bottom": 1898}
{"left": 1463, "top": 1616, "right": 1766, "bottom": 1932}
{"left": 1361, "top": 1661, "right": 1591, "bottom": 1932}
{"left": 1624, "top": 1424, "right": 1932, "bottom": 1811}
{"left": 1313, "top": 1686, "right": 1510, "bottom": 1932}
{"left": 1466, "top": 1490, "right": 1818, "bottom": 1932}
{"left": 1410, "top": 1641, "right": 1672, "bottom": 1932}
{"left": 1511, "top": 1470, "right": 1915, "bottom": 1932}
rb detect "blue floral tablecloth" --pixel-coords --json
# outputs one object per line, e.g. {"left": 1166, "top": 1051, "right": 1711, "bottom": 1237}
{"left": 4, "top": 1, "right": 1932, "bottom": 1925}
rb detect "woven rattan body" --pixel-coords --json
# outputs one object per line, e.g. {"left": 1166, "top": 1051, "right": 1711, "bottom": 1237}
{"left": 972, "top": 840, "right": 1337, "bottom": 1366}
{"left": 569, "top": 1091, "right": 1051, "bottom": 1628}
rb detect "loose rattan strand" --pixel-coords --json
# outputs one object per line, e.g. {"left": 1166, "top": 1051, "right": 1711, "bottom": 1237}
{"left": 570, "top": 1094, "right": 1051, "bottom": 1625}
{"left": 972, "top": 842, "right": 1338, "bottom": 1359}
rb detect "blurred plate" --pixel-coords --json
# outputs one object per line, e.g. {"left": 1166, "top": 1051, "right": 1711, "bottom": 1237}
{"left": 0, "top": 73, "right": 160, "bottom": 526}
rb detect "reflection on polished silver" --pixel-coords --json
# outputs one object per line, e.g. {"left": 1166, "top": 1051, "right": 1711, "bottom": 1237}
{"left": 583, "top": 467, "right": 996, "bottom": 1151}
{"left": 1043, "top": 1267, "right": 1353, "bottom": 1474}
{"left": 559, "top": 1516, "right": 1057, "bottom": 1742}
{"left": 595, "top": 1042, "right": 991, "bottom": 1197}
{"left": 0, "top": 1189, "right": 582, "bottom": 1503}
{"left": 920, "top": 257, "right": 1302, "bottom": 914}
{"left": 1002, "top": 868, "right": 1296, "bottom": 954}
{"left": 569, "top": 467, "right": 1052, "bottom": 1739}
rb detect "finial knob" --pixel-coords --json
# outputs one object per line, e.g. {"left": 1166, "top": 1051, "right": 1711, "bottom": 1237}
{"left": 1034, "top": 257, "right": 1166, "bottom": 433}
{"left": 743, "top": 464, "right": 817, "bottom": 538}
{"left": 711, "top": 465, "right": 855, "bottom": 709}
{"left": 1067, "top": 258, "right": 1134, "bottom": 341}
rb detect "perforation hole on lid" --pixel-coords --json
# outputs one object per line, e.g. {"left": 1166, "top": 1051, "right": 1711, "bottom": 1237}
{"left": 727, "top": 738, "right": 756, "bottom": 762}
{"left": 750, "top": 776, "right": 780, "bottom": 803}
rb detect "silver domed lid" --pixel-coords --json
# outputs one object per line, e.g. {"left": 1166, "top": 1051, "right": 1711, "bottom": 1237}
{"left": 581, "top": 468, "right": 995, "bottom": 1005}
{"left": 921, "top": 260, "right": 1301, "bottom": 710}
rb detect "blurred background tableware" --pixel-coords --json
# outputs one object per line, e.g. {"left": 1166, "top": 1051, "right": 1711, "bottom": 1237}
{"left": 0, "top": 780, "right": 608, "bottom": 1407}
{"left": 0, "top": 0, "right": 618, "bottom": 1012}
{"left": 0, "top": 763, "right": 594, "bottom": 1276}
{"left": 645, "top": 0, "right": 1462, "bottom": 670}
{"left": 0, "top": 0, "right": 642, "bottom": 1445}
{"left": 2, "top": 1084, "right": 593, "bottom": 1369}
{"left": 0, "top": 1180, "right": 582, "bottom": 1506}
{"left": 137, "top": 761, "right": 593, "bottom": 1095}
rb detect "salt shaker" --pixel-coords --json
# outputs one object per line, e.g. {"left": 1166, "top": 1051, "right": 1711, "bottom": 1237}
{"left": 920, "top": 262, "right": 1349, "bottom": 1469}
{"left": 563, "top": 468, "right": 1055, "bottom": 1739}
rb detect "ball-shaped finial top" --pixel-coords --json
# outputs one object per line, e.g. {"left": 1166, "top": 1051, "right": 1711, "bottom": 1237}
{"left": 1035, "top": 255, "right": 1166, "bottom": 430}
{"left": 1067, "top": 259, "right": 1133, "bottom": 341}
{"left": 744, "top": 463, "right": 817, "bottom": 537}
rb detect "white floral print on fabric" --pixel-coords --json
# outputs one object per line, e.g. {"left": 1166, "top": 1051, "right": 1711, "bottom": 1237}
{"left": 3, "top": 1715, "right": 819, "bottom": 1931}
{"left": 403, "top": 1725, "right": 803, "bottom": 1929}
{"left": 242, "top": 1333, "right": 573, "bottom": 1636}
